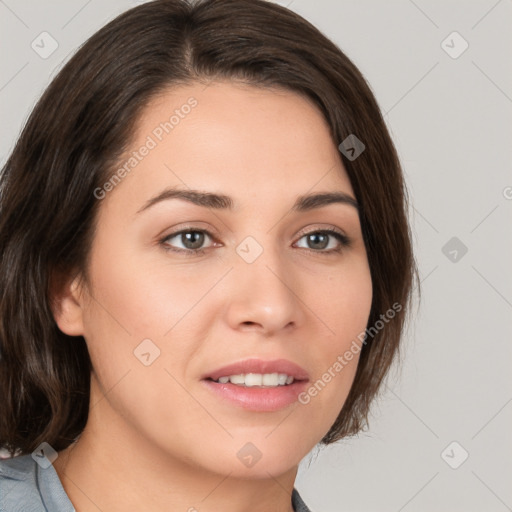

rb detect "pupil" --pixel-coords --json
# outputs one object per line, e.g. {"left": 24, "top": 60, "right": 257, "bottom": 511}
{"left": 308, "top": 233, "right": 328, "bottom": 250}
{"left": 183, "top": 231, "right": 204, "bottom": 249}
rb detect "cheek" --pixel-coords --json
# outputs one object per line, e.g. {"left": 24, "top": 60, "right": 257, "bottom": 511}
{"left": 83, "top": 230, "right": 215, "bottom": 342}
{"left": 314, "top": 256, "right": 373, "bottom": 343}
{"left": 296, "top": 258, "right": 372, "bottom": 425}
{"left": 79, "top": 250, "right": 212, "bottom": 451}
{"left": 79, "top": 236, "right": 225, "bottom": 414}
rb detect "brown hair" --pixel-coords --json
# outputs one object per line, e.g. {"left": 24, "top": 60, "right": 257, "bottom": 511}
{"left": 0, "top": 0, "right": 417, "bottom": 457}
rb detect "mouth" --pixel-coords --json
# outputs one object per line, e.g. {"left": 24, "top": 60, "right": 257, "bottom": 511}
{"left": 200, "top": 358, "right": 309, "bottom": 412}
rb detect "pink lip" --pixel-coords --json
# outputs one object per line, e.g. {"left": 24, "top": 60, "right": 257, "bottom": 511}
{"left": 200, "top": 358, "right": 310, "bottom": 412}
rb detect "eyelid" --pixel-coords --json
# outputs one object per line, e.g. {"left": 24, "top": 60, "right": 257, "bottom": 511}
{"left": 162, "top": 223, "right": 348, "bottom": 241}
{"left": 295, "top": 224, "right": 348, "bottom": 240}
{"left": 159, "top": 223, "right": 219, "bottom": 242}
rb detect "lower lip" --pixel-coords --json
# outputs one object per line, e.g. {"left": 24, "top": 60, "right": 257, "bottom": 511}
{"left": 201, "top": 379, "right": 309, "bottom": 412}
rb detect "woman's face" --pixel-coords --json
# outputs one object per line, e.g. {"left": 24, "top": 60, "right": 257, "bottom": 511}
{"left": 63, "top": 81, "right": 372, "bottom": 478}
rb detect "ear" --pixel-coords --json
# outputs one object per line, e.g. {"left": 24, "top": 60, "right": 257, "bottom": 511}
{"left": 49, "top": 268, "right": 86, "bottom": 337}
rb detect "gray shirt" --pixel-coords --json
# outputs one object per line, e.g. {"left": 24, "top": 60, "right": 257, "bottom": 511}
{"left": 0, "top": 454, "right": 312, "bottom": 511}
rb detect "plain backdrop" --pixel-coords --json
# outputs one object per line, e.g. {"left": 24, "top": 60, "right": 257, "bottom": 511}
{"left": 1, "top": 1, "right": 511, "bottom": 511}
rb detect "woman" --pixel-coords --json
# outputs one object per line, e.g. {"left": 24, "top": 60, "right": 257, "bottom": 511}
{"left": 0, "top": 1, "right": 416, "bottom": 510}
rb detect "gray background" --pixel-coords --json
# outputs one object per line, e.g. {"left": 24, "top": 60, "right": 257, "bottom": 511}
{"left": 1, "top": 1, "right": 511, "bottom": 511}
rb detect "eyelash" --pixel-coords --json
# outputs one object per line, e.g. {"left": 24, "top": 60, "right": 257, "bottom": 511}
{"left": 158, "top": 227, "right": 351, "bottom": 257}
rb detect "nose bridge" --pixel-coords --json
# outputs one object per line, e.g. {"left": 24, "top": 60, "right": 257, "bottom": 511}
{"left": 225, "top": 232, "right": 302, "bottom": 333}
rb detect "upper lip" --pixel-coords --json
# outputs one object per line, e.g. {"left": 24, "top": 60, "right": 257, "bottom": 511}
{"left": 203, "top": 358, "right": 309, "bottom": 381}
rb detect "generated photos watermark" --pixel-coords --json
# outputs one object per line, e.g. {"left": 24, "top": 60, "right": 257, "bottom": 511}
{"left": 298, "top": 302, "right": 402, "bottom": 405}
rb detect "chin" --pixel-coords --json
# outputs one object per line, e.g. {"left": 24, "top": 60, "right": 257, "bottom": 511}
{"left": 202, "top": 433, "right": 313, "bottom": 479}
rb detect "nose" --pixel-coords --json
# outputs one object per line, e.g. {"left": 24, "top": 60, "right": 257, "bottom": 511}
{"left": 223, "top": 242, "right": 305, "bottom": 336}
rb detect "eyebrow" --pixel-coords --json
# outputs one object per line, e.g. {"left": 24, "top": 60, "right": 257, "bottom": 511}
{"left": 136, "top": 187, "right": 359, "bottom": 214}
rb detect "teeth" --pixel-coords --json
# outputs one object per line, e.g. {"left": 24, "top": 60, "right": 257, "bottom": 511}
{"left": 262, "top": 373, "right": 279, "bottom": 386}
{"left": 214, "top": 373, "right": 295, "bottom": 387}
{"left": 245, "top": 373, "right": 262, "bottom": 387}
{"left": 230, "top": 374, "right": 245, "bottom": 385}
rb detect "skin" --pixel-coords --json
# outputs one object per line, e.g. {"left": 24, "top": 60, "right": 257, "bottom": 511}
{"left": 51, "top": 80, "right": 373, "bottom": 512}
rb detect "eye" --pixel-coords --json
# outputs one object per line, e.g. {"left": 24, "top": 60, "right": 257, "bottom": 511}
{"left": 160, "top": 228, "right": 215, "bottom": 255}
{"left": 159, "top": 227, "right": 351, "bottom": 256}
{"left": 294, "top": 229, "right": 350, "bottom": 254}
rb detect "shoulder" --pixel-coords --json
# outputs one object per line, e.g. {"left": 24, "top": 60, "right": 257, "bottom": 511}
{"left": 0, "top": 453, "right": 74, "bottom": 512}
{"left": 0, "top": 454, "right": 42, "bottom": 512}
{"left": 292, "top": 487, "right": 314, "bottom": 512}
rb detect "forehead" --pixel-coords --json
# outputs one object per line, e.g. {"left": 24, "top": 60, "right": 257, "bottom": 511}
{"left": 107, "top": 80, "right": 354, "bottom": 211}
